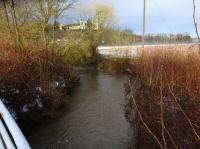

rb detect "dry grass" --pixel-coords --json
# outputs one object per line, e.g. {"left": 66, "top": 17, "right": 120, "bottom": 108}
{"left": 137, "top": 46, "right": 200, "bottom": 100}
{"left": 125, "top": 45, "right": 200, "bottom": 149}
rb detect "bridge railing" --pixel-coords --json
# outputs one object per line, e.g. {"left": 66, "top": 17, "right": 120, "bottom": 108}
{"left": 97, "top": 43, "right": 200, "bottom": 58}
{"left": 0, "top": 100, "right": 31, "bottom": 149}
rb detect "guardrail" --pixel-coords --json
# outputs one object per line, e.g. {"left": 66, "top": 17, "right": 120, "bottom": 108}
{"left": 97, "top": 43, "right": 200, "bottom": 58}
{"left": 0, "top": 100, "right": 31, "bottom": 149}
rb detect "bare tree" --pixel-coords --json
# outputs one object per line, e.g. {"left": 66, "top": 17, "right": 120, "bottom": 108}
{"left": 52, "top": 0, "right": 78, "bottom": 43}
{"left": 33, "top": 0, "right": 77, "bottom": 48}
{"left": 53, "top": 0, "right": 77, "bottom": 22}
{"left": 15, "top": 0, "right": 35, "bottom": 25}
{"left": 33, "top": 0, "right": 53, "bottom": 48}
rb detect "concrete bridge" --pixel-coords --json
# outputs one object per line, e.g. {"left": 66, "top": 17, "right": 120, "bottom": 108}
{"left": 97, "top": 43, "right": 199, "bottom": 58}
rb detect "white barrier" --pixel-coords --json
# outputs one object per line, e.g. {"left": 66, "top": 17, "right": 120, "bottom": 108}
{"left": 0, "top": 119, "right": 15, "bottom": 149}
{"left": 0, "top": 100, "right": 31, "bottom": 149}
{"left": 97, "top": 43, "right": 199, "bottom": 58}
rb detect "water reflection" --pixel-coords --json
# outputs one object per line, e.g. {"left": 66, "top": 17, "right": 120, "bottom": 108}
{"left": 27, "top": 70, "right": 131, "bottom": 149}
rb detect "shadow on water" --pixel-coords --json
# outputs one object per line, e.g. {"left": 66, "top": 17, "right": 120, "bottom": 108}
{"left": 26, "top": 69, "right": 132, "bottom": 149}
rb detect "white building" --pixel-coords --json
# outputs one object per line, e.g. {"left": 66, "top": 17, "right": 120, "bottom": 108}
{"left": 67, "top": 21, "right": 87, "bottom": 30}
{"left": 66, "top": 19, "right": 99, "bottom": 30}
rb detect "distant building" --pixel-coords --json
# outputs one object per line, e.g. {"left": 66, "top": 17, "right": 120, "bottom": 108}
{"left": 66, "top": 19, "right": 99, "bottom": 30}
{"left": 66, "top": 21, "right": 87, "bottom": 30}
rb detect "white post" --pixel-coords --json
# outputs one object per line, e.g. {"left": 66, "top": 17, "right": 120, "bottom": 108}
{"left": 142, "top": 0, "right": 146, "bottom": 49}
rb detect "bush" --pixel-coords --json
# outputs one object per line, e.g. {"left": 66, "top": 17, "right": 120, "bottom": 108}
{"left": 59, "top": 30, "right": 102, "bottom": 66}
{"left": 98, "top": 57, "right": 134, "bottom": 74}
{"left": 0, "top": 40, "right": 79, "bottom": 124}
{"left": 125, "top": 47, "right": 200, "bottom": 149}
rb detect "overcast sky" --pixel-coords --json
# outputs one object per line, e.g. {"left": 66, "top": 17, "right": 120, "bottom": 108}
{"left": 113, "top": 0, "right": 200, "bottom": 37}
{"left": 63, "top": 0, "right": 200, "bottom": 37}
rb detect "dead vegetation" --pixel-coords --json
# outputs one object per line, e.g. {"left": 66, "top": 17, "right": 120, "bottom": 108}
{"left": 125, "top": 46, "right": 200, "bottom": 149}
{"left": 0, "top": 39, "right": 79, "bottom": 124}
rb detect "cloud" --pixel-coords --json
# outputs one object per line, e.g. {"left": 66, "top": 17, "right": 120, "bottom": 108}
{"left": 61, "top": 0, "right": 200, "bottom": 36}
{"left": 113, "top": 0, "right": 200, "bottom": 36}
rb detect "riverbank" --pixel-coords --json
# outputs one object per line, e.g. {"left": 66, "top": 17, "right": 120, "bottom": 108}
{"left": 97, "top": 57, "right": 135, "bottom": 74}
{"left": 0, "top": 40, "right": 79, "bottom": 126}
{"left": 125, "top": 48, "right": 200, "bottom": 148}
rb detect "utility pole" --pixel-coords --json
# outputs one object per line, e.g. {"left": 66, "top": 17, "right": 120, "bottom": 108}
{"left": 193, "top": 0, "right": 200, "bottom": 53}
{"left": 142, "top": 0, "right": 146, "bottom": 49}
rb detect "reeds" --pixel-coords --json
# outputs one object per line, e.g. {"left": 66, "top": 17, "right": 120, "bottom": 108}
{"left": 125, "top": 45, "right": 200, "bottom": 149}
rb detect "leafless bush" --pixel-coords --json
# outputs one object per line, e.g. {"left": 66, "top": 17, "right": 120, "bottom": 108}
{"left": 0, "top": 39, "right": 79, "bottom": 124}
{"left": 125, "top": 47, "right": 200, "bottom": 149}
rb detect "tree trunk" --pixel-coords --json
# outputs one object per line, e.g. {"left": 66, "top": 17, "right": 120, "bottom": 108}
{"left": 2, "top": 0, "right": 12, "bottom": 34}
{"left": 41, "top": 21, "right": 49, "bottom": 49}
{"left": 10, "top": 0, "right": 22, "bottom": 49}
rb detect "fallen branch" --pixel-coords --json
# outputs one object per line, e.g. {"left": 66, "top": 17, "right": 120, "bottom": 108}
{"left": 128, "top": 79, "right": 163, "bottom": 149}
{"left": 165, "top": 74, "right": 200, "bottom": 141}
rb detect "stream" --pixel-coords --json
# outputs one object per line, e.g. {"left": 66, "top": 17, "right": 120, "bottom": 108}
{"left": 26, "top": 69, "right": 131, "bottom": 149}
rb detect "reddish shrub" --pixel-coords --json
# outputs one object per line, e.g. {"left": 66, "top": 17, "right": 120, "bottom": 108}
{"left": 0, "top": 40, "right": 79, "bottom": 124}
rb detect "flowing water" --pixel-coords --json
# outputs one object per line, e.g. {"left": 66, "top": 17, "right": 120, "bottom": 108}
{"left": 26, "top": 70, "right": 131, "bottom": 149}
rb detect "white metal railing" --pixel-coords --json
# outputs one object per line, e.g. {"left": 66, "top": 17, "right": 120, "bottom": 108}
{"left": 0, "top": 119, "right": 15, "bottom": 149}
{"left": 0, "top": 100, "right": 31, "bottom": 149}
{"left": 97, "top": 43, "right": 200, "bottom": 58}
